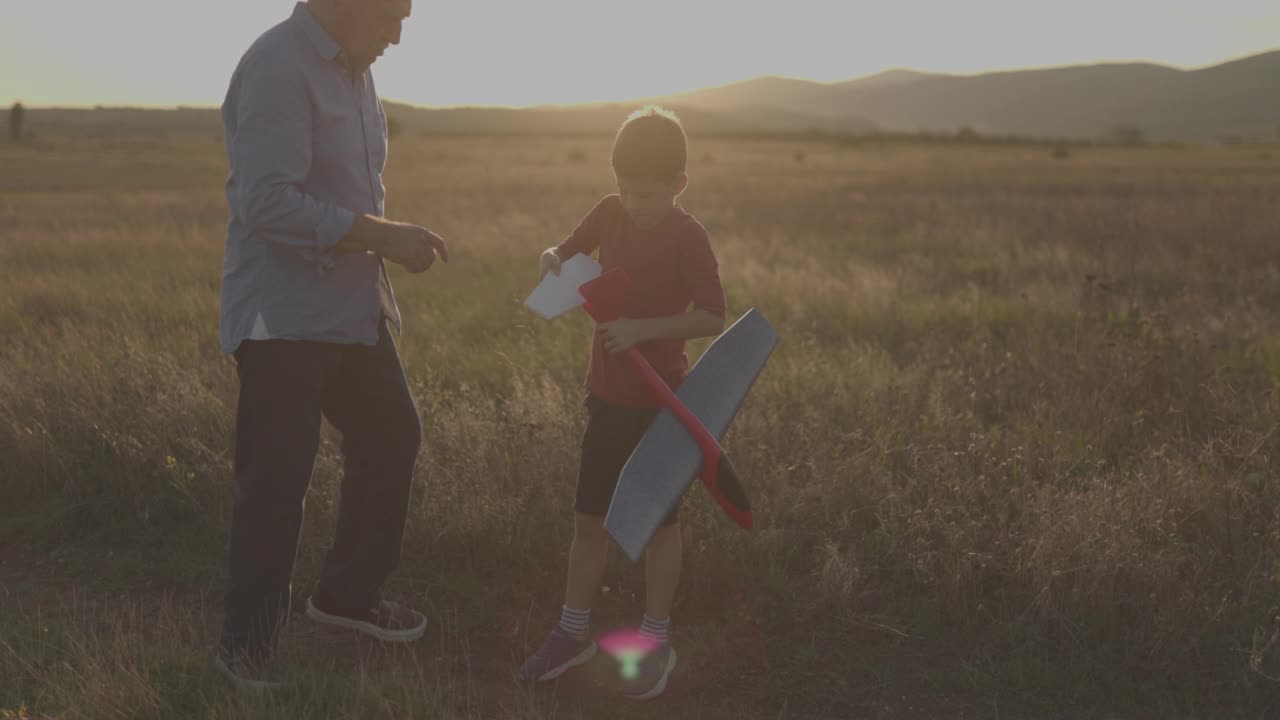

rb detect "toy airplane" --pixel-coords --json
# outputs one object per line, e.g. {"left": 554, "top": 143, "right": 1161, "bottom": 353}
{"left": 525, "top": 265, "right": 778, "bottom": 562}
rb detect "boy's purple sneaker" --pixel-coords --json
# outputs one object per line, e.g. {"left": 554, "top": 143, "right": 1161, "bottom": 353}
{"left": 622, "top": 643, "right": 677, "bottom": 701}
{"left": 518, "top": 626, "right": 597, "bottom": 681}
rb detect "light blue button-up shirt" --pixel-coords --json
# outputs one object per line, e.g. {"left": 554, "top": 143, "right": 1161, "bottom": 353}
{"left": 219, "top": 2, "right": 401, "bottom": 355}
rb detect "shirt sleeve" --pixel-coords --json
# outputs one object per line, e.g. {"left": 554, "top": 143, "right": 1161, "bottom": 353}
{"left": 554, "top": 195, "right": 616, "bottom": 260}
{"left": 228, "top": 50, "right": 356, "bottom": 253}
{"left": 679, "top": 222, "right": 728, "bottom": 319}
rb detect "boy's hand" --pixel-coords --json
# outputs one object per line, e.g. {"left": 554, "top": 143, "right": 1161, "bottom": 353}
{"left": 600, "top": 317, "right": 654, "bottom": 353}
{"left": 539, "top": 248, "right": 562, "bottom": 279}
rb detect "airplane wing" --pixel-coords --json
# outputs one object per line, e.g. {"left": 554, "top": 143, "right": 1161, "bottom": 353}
{"left": 604, "top": 309, "right": 778, "bottom": 561}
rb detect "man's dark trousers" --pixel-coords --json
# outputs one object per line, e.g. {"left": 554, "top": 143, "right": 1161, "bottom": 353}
{"left": 219, "top": 319, "right": 422, "bottom": 662}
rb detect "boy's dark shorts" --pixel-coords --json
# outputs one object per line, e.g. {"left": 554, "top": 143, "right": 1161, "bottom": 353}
{"left": 576, "top": 394, "right": 680, "bottom": 526}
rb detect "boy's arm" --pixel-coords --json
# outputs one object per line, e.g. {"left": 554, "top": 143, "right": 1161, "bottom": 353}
{"left": 540, "top": 196, "right": 614, "bottom": 277}
{"left": 600, "top": 223, "right": 727, "bottom": 353}
{"left": 554, "top": 196, "right": 615, "bottom": 260}
{"left": 599, "top": 310, "right": 725, "bottom": 353}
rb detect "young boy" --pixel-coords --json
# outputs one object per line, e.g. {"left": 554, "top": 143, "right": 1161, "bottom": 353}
{"left": 517, "top": 107, "right": 727, "bottom": 700}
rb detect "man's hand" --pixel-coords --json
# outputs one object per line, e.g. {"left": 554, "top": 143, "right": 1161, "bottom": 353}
{"left": 539, "top": 247, "right": 562, "bottom": 279}
{"left": 338, "top": 215, "right": 449, "bottom": 273}
{"left": 599, "top": 317, "right": 655, "bottom": 353}
{"left": 381, "top": 223, "right": 449, "bottom": 273}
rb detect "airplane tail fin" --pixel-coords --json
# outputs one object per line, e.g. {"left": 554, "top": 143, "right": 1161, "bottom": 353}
{"left": 705, "top": 452, "right": 754, "bottom": 530}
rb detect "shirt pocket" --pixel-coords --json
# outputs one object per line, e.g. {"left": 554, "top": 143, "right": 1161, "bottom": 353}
{"left": 311, "top": 85, "right": 365, "bottom": 176}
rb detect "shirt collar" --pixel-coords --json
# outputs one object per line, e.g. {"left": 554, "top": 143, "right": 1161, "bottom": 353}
{"left": 292, "top": 2, "right": 347, "bottom": 66}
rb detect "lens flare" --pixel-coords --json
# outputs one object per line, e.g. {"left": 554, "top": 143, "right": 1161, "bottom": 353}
{"left": 597, "top": 630, "right": 660, "bottom": 680}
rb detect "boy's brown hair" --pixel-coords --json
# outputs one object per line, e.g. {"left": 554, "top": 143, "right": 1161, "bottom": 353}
{"left": 610, "top": 106, "right": 687, "bottom": 183}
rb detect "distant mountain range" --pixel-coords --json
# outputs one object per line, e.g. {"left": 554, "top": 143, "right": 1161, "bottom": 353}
{"left": 15, "top": 51, "right": 1280, "bottom": 142}
{"left": 657, "top": 50, "right": 1280, "bottom": 141}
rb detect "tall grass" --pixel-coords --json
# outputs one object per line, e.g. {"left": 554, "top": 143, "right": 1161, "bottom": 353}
{"left": 1, "top": 137, "right": 1278, "bottom": 718}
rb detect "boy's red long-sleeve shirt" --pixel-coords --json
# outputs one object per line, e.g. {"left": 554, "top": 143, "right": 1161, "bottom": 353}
{"left": 556, "top": 195, "right": 727, "bottom": 409}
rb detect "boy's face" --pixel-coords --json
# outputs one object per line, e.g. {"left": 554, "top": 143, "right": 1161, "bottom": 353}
{"left": 616, "top": 174, "right": 687, "bottom": 229}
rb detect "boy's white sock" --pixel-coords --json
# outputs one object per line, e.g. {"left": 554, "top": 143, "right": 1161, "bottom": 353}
{"left": 559, "top": 605, "right": 590, "bottom": 640}
{"left": 638, "top": 614, "right": 670, "bottom": 645}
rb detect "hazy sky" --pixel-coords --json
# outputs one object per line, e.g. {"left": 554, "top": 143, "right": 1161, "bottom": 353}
{"left": 3, "top": 1, "right": 1278, "bottom": 107}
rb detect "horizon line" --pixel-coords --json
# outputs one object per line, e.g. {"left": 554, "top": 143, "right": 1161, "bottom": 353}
{"left": 10, "top": 46, "right": 1277, "bottom": 112}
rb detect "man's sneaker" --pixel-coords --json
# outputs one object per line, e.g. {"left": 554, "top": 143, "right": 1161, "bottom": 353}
{"left": 214, "top": 653, "right": 286, "bottom": 693}
{"left": 623, "top": 643, "right": 677, "bottom": 701}
{"left": 518, "top": 626, "right": 598, "bottom": 682}
{"left": 304, "top": 595, "right": 427, "bottom": 643}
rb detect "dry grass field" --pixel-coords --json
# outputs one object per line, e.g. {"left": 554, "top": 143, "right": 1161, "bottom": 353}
{"left": 1, "top": 134, "right": 1278, "bottom": 719}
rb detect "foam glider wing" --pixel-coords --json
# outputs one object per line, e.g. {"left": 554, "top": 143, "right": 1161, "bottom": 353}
{"left": 577, "top": 269, "right": 778, "bottom": 562}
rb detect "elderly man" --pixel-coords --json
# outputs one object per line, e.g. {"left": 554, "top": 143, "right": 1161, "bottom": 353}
{"left": 216, "top": 0, "right": 445, "bottom": 690}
